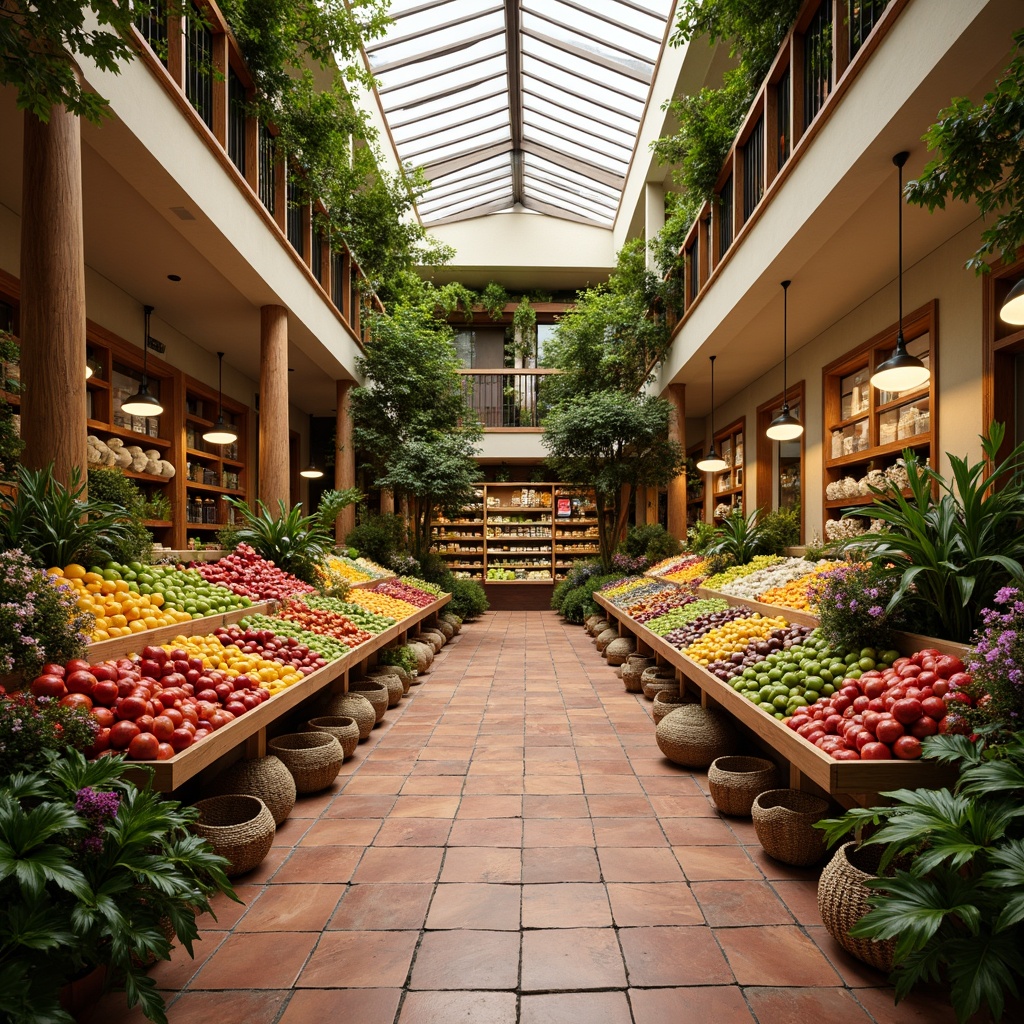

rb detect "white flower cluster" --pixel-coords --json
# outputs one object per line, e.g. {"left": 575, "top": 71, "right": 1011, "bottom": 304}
{"left": 718, "top": 557, "right": 822, "bottom": 599}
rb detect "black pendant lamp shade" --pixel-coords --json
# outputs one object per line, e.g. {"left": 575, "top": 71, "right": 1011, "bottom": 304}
{"left": 300, "top": 413, "right": 323, "bottom": 479}
{"left": 766, "top": 280, "right": 804, "bottom": 441}
{"left": 870, "top": 152, "right": 930, "bottom": 392}
{"left": 203, "top": 352, "right": 239, "bottom": 446}
{"left": 121, "top": 305, "right": 165, "bottom": 417}
{"left": 1000, "top": 277, "right": 1024, "bottom": 325}
{"left": 696, "top": 355, "right": 729, "bottom": 473}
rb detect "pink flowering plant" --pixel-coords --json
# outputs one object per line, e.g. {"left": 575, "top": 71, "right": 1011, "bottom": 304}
{"left": 810, "top": 561, "right": 902, "bottom": 652}
{"left": 0, "top": 690, "right": 96, "bottom": 776}
{"left": 0, "top": 750, "right": 237, "bottom": 1024}
{"left": 0, "top": 548, "right": 92, "bottom": 679}
{"left": 961, "top": 586, "right": 1024, "bottom": 736}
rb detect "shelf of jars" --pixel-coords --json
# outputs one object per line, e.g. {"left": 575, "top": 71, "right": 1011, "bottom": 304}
{"left": 686, "top": 442, "right": 706, "bottom": 525}
{"left": 822, "top": 305, "right": 936, "bottom": 539}
{"left": 710, "top": 420, "right": 744, "bottom": 517}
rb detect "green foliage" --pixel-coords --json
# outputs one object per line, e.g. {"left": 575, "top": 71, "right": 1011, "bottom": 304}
{"left": 315, "top": 487, "right": 361, "bottom": 537}
{"left": 543, "top": 391, "right": 686, "bottom": 568}
{"left": 845, "top": 423, "right": 1024, "bottom": 642}
{"left": 345, "top": 513, "right": 407, "bottom": 566}
{"left": 905, "top": 29, "right": 1024, "bottom": 272}
{"left": 705, "top": 506, "right": 765, "bottom": 564}
{"left": 378, "top": 644, "right": 418, "bottom": 675}
{"left": 448, "top": 578, "right": 488, "bottom": 620}
{"left": 560, "top": 574, "right": 620, "bottom": 625}
{"left": 0, "top": 333, "right": 23, "bottom": 479}
{"left": 0, "top": 463, "right": 133, "bottom": 569}
{"left": 0, "top": 750, "right": 236, "bottom": 1024}
{"left": 622, "top": 523, "right": 682, "bottom": 564}
{"left": 686, "top": 519, "right": 717, "bottom": 555}
{"left": 479, "top": 282, "right": 511, "bottom": 319}
{"left": 227, "top": 498, "right": 332, "bottom": 583}
{"left": 511, "top": 297, "right": 537, "bottom": 359}
{"left": 86, "top": 468, "right": 154, "bottom": 565}
{"left": 0, "top": 691, "right": 95, "bottom": 778}
{"left": 756, "top": 505, "right": 801, "bottom": 556}
{"left": 816, "top": 733, "right": 1024, "bottom": 1023}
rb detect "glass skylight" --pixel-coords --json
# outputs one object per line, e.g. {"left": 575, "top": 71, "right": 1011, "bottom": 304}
{"left": 369, "top": 0, "right": 675, "bottom": 225}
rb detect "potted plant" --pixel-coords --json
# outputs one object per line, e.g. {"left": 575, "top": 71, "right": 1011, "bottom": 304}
{"left": 0, "top": 748, "right": 237, "bottom": 1024}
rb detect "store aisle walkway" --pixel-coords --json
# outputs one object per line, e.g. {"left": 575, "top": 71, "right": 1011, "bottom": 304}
{"left": 87, "top": 610, "right": 959, "bottom": 1024}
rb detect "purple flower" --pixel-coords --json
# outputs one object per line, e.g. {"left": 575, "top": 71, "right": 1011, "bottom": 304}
{"left": 868, "top": 606, "right": 883, "bottom": 618}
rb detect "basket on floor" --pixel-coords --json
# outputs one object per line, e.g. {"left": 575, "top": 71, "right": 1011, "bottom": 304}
{"left": 652, "top": 691, "right": 689, "bottom": 724}
{"left": 408, "top": 641, "right": 433, "bottom": 673}
{"left": 818, "top": 841, "right": 895, "bottom": 972}
{"left": 305, "top": 716, "right": 359, "bottom": 760}
{"left": 708, "top": 756, "right": 781, "bottom": 816}
{"left": 641, "top": 665, "right": 678, "bottom": 700}
{"left": 200, "top": 754, "right": 296, "bottom": 826}
{"left": 268, "top": 732, "right": 345, "bottom": 793}
{"left": 584, "top": 614, "right": 604, "bottom": 635}
{"left": 190, "top": 794, "right": 276, "bottom": 877}
{"left": 348, "top": 679, "right": 389, "bottom": 722}
{"left": 752, "top": 789, "right": 830, "bottom": 867}
{"left": 622, "top": 655, "right": 653, "bottom": 693}
{"left": 320, "top": 692, "right": 376, "bottom": 739}
{"left": 595, "top": 627, "right": 618, "bottom": 653}
{"left": 604, "top": 636, "right": 636, "bottom": 666}
{"left": 369, "top": 663, "right": 412, "bottom": 695}
{"left": 363, "top": 671, "right": 403, "bottom": 707}
{"left": 655, "top": 704, "right": 738, "bottom": 768}
{"left": 587, "top": 618, "right": 609, "bottom": 637}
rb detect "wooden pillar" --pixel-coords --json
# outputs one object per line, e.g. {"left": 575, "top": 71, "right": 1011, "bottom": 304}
{"left": 380, "top": 488, "right": 395, "bottom": 515}
{"left": 666, "top": 383, "right": 687, "bottom": 541}
{"left": 335, "top": 379, "right": 356, "bottom": 543}
{"left": 259, "top": 305, "right": 289, "bottom": 509}
{"left": 634, "top": 485, "right": 647, "bottom": 525}
{"left": 20, "top": 107, "right": 87, "bottom": 486}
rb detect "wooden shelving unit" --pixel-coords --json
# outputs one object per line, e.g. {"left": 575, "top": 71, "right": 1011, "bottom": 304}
{"left": 685, "top": 441, "right": 706, "bottom": 526}
{"left": 822, "top": 302, "right": 937, "bottom": 535}
{"left": 710, "top": 418, "right": 745, "bottom": 517}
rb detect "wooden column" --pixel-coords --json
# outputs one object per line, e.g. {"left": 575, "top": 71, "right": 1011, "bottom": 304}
{"left": 20, "top": 106, "right": 87, "bottom": 486}
{"left": 666, "top": 383, "right": 687, "bottom": 541}
{"left": 259, "top": 305, "right": 289, "bottom": 509}
{"left": 380, "top": 488, "right": 395, "bottom": 515}
{"left": 335, "top": 379, "right": 356, "bottom": 542}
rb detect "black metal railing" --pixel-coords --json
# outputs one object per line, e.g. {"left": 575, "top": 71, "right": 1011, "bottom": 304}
{"left": 331, "top": 251, "right": 345, "bottom": 309}
{"left": 258, "top": 124, "right": 275, "bottom": 214}
{"left": 743, "top": 116, "right": 764, "bottom": 221}
{"left": 286, "top": 176, "right": 304, "bottom": 257}
{"left": 312, "top": 228, "right": 323, "bottom": 284}
{"left": 687, "top": 242, "right": 698, "bottom": 304}
{"left": 777, "top": 67, "right": 791, "bottom": 169}
{"left": 134, "top": 5, "right": 167, "bottom": 66}
{"left": 227, "top": 68, "right": 246, "bottom": 176}
{"left": 803, "top": 1, "right": 833, "bottom": 127}
{"left": 717, "top": 176, "right": 733, "bottom": 260}
{"left": 459, "top": 372, "right": 551, "bottom": 428}
{"left": 850, "top": 0, "right": 889, "bottom": 60}
{"left": 184, "top": 3, "right": 213, "bottom": 128}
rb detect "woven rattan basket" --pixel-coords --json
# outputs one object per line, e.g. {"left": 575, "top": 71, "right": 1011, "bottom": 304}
{"left": 364, "top": 671, "right": 403, "bottom": 707}
{"left": 305, "top": 716, "right": 359, "bottom": 760}
{"left": 421, "top": 628, "right": 447, "bottom": 649}
{"left": 751, "top": 789, "right": 830, "bottom": 866}
{"left": 708, "top": 756, "right": 781, "bottom": 816}
{"left": 587, "top": 618, "right": 609, "bottom": 637}
{"left": 436, "top": 619, "right": 455, "bottom": 641}
{"left": 641, "top": 665, "right": 679, "bottom": 700}
{"left": 200, "top": 754, "right": 296, "bottom": 826}
{"left": 622, "top": 655, "right": 654, "bottom": 693}
{"left": 655, "top": 704, "right": 738, "bottom": 768}
{"left": 408, "top": 641, "right": 434, "bottom": 673}
{"left": 652, "top": 691, "right": 688, "bottom": 724}
{"left": 268, "top": 732, "right": 345, "bottom": 793}
{"left": 595, "top": 627, "right": 618, "bottom": 653}
{"left": 369, "top": 663, "right": 412, "bottom": 694}
{"left": 191, "top": 794, "right": 275, "bottom": 876}
{"left": 348, "top": 679, "right": 389, "bottom": 722}
{"left": 818, "top": 841, "right": 895, "bottom": 972}
{"left": 584, "top": 614, "right": 603, "bottom": 634}
{"left": 321, "top": 693, "right": 376, "bottom": 739}
{"left": 604, "top": 636, "right": 636, "bottom": 666}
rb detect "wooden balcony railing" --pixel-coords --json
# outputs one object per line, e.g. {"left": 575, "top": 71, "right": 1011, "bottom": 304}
{"left": 674, "top": 0, "right": 903, "bottom": 320}
{"left": 459, "top": 370, "right": 560, "bottom": 429}
{"left": 131, "top": 0, "right": 383, "bottom": 347}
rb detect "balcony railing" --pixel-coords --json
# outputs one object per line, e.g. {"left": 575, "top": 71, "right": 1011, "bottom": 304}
{"left": 459, "top": 370, "right": 559, "bottom": 429}
{"left": 674, "top": 0, "right": 902, "bottom": 325}
{"left": 130, "top": 0, "right": 384, "bottom": 343}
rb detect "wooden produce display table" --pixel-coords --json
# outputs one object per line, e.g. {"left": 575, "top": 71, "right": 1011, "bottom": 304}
{"left": 594, "top": 593, "right": 957, "bottom": 806}
{"left": 92, "top": 594, "right": 449, "bottom": 792}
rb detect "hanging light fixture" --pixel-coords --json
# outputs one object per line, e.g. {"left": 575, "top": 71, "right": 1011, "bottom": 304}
{"left": 766, "top": 280, "right": 803, "bottom": 441}
{"left": 999, "top": 277, "right": 1024, "bottom": 325}
{"left": 85, "top": 364, "right": 93, "bottom": 379}
{"left": 300, "top": 413, "right": 323, "bottom": 479}
{"left": 696, "top": 355, "right": 729, "bottom": 473}
{"left": 202, "top": 352, "right": 238, "bottom": 445}
{"left": 121, "top": 305, "right": 165, "bottom": 417}
{"left": 870, "top": 152, "right": 930, "bottom": 392}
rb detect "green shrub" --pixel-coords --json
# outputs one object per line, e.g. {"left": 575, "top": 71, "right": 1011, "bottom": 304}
{"left": 560, "top": 573, "right": 619, "bottom": 624}
{"left": 86, "top": 467, "right": 153, "bottom": 564}
{"left": 345, "top": 513, "right": 407, "bottom": 566}
{"left": 621, "top": 523, "right": 681, "bottom": 564}
{"left": 551, "top": 577, "right": 574, "bottom": 612}
{"left": 449, "top": 578, "right": 488, "bottom": 619}
{"left": 756, "top": 505, "right": 801, "bottom": 556}
{"left": 686, "top": 520, "right": 717, "bottom": 554}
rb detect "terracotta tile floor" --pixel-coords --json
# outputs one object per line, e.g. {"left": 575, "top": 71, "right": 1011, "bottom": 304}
{"left": 83, "top": 610, "right": 961, "bottom": 1024}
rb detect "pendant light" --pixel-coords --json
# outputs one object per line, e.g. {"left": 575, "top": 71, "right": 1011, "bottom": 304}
{"left": 696, "top": 355, "right": 729, "bottom": 473}
{"left": 121, "top": 305, "right": 165, "bottom": 417}
{"left": 300, "top": 413, "right": 323, "bottom": 479}
{"left": 766, "top": 280, "right": 804, "bottom": 441}
{"left": 999, "top": 277, "right": 1024, "bottom": 325}
{"left": 870, "top": 152, "right": 929, "bottom": 392}
{"left": 202, "top": 352, "right": 238, "bottom": 445}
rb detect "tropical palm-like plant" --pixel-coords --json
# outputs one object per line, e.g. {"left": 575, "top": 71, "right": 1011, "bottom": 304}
{"left": 845, "top": 422, "right": 1024, "bottom": 642}
{"left": 707, "top": 506, "right": 766, "bottom": 564}
{"left": 226, "top": 498, "right": 332, "bottom": 583}
{"left": 0, "top": 463, "right": 132, "bottom": 568}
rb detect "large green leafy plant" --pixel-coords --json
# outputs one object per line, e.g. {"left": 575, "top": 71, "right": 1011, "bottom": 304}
{"left": 0, "top": 750, "right": 236, "bottom": 1024}
{"left": 227, "top": 498, "right": 332, "bottom": 584}
{"left": 816, "top": 733, "right": 1024, "bottom": 1024}
{"left": 846, "top": 423, "right": 1024, "bottom": 642}
{"left": 706, "top": 506, "right": 766, "bottom": 565}
{"left": 86, "top": 467, "right": 154, "bottom": 565}
{"left": 0, "top": 463, "right": 133, "bottom": 568}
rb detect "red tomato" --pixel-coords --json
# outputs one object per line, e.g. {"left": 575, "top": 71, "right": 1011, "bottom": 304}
{"left": 151, "top": 715, "right": 176, "bottom": 741}
{"left": 921, "top": 696, "right": 946, "bottom": 720}
{"left": 31, "top": 674, "right": 67, "bottom": 699}
{"left": 893, "top": 735, "right": 923, "bottom": 760}
{"left": 936, "top": 654, "right": 966, "bottom": 678}
{"left": 876, "top": 718, "right": 905, "bottom": 744}
{"left": 65, "top": 671, "right": 96, "bottom": 695}
{"left": 156, "top": 742, "right": 176, "bottom": 760}
{"left": 168, "top": 728, "right": 194, "bottom": 752}
{"left": 40, "top": 663, "right": 66, "bottom": 677}
{"left": 135, "top": 714, "right": 155, "bottom": 735}
{"left": 861, "top": 742, "right": 892, "bottom": 760}
{"left": 91, "top": 662, "right": 118, "bottom": 682}
{"left": 61, "top": 693, "right": 93, "bottom": 711}
{"left": 892, "top": 698, "right": 923, "bottom": 725}
{"left": 109, "top": 720, "right": 141, "bottom": 750}
{"left": 65, "top": 658, "right": 92, "bottom": 675}
{"left": 87, "top": 727, "right": 111, "bottom": 757}
{"left": 116, "top": 696, "right": 148, "bottom": 721}
{"left": 128, "top": 732, "right": 159, "bottom": 760}
{"left": 910, "top": 716, "right": 939, "bottom": 738}
{"left": 92, "top": 680, "right": 119, "bottom": 707}
{"left": 92, "top": 706, "right": 115, "bottom": 728}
